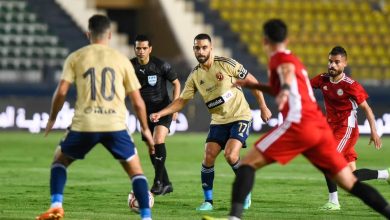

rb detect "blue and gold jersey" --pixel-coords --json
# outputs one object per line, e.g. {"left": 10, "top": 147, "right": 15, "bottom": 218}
{"left": 61, "top": 44, "right": 140, "bottom": 132}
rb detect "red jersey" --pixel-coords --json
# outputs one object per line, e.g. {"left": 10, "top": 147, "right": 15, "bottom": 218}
{"left": 268, "top": 50, "right": 324, "bottom": 123}
{"left": 310, "top": 73, "right": 368, "bottom": 127}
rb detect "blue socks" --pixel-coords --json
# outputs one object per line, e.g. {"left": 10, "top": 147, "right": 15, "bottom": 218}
{"left": 50, "top": 163, "right": 67, "bottom": 206}
{"left": 132, "top": 174, "right": 151, "bottom": 219}
{"left": 201, "top": 164, "right": 214, "bottom": 203}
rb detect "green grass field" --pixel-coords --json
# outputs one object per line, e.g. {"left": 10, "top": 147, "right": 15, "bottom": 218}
{"left": 0, "top": 131, "right": 389, "bottom": 220}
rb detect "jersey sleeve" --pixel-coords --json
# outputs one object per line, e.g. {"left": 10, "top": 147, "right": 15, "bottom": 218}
{"left": 123, "top": 57, "right": 141, "bottom": 94}
{"left": 310, "top": 74, "right": 322, "bottom": 89}
{"left": 60, "top": 53, "right": 76, "bottom": 83}
{"left": 349, "top": 81, "right": 369, "bottom": 105}
{"left": 162, "top": 62, "right": 178, "bottom": 82}
{"left": 230, "top": 60, "right": 249, "bottom": 79}
{"left": 180, "top": 73, "right": 197, "bottom": 100}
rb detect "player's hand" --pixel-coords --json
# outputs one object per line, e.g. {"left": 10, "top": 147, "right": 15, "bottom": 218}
{"left": 172, "top": 112, "right": 178, "bottom": 121}
{"left": 369, "top": 133, "right": 382, "bottom": 149}
{"left": 147, "top": 142, "right": 155, "bottom": 155}
{"left": 260, "top": 106, "right": 272, "bottom": 122}
{"left": 276, "top": 89, "right": 289, "bottom": 111}
{"left": 150, "top": 113, "right": 161, "bottom": 123}
{"left": 44, "top": 119, "right": 55, "bottom": 137}
{"left": 142, "top": 128, "right": 155, "bottom": 149}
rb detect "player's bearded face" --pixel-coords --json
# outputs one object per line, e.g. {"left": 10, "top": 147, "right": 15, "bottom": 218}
{"left": 328, "top": 54, "right": 346, "bottom": 77}
{"left": 193, "top": 40, "right": 211, "bottom": 64}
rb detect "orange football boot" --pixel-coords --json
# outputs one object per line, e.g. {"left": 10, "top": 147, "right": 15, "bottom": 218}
{"left": 35, "top": 207, "right": 64, "bottom": 220}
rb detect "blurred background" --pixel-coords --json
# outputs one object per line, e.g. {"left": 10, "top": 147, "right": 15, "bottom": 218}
{"left": 1, "top": 0, "right": 389, "bottom": 135}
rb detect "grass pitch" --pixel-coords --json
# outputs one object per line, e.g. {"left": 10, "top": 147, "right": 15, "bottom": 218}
{"left": 0, "top": 131, "right": 389, "bottom": 219}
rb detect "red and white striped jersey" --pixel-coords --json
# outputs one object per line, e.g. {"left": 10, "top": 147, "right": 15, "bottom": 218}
{"left": 268, "top": 50, "right": 324, "bottom": 123}
{"left": 310, "top": 73, "right": 368, "bottom": 127}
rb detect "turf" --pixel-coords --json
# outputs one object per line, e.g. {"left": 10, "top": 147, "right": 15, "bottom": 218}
{"left": 0, "top": 131, "right": 389, "bottom": 219}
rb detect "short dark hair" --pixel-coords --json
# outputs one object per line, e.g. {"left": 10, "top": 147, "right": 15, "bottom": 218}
{"left": 134, "top": 34, "right": 152, "bottom": 47}
{"left": 88, "top": 15, "right": 110, "bottom": 37}
{"left": 329, "top": 46, "right": 347, "bottom": 58}
{"left": 263, "top": 19, "right": 288, "bottom": 43}
{"left": 194, "top": 33, "right": 211, "bottom": 43}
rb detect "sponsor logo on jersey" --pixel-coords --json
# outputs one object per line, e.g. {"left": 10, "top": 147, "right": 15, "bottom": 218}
{"left": 337, "top": 88, "right": 344, "bottom": 96}
{"left": 84, "top": 106, "right": 116, "bottom": 114}
{"left": 148, "top": 75, "right": 157, "bottom": 86}
{"left": 205, "top": 90, "right": 234, "bottom": 109}
{"left": 206, "top": 97, "right": 224, "bottom": 109}
{"left": 323, "top": 85, "right": 328, "bottom": 91}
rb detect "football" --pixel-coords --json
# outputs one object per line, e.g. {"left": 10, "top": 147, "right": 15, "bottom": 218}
{"left": 128, "top": 191, "right": 154, "bottom": 213}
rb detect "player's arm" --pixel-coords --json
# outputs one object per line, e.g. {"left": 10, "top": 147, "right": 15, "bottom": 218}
{"left": 359, "top": 100, "right": 382, "bottom": 149}
{"left": 128, "top": 89, "right": 154, "bottom": 147}
{"left": 45, "top": 80, "right": 71, "bottom": 136}
{"left": 245, "top": 73, "right": 272, "bottom": 122}
{"left": 170, "top": 79, "right": 181, "bottom": 121}
{"left": 275, "top": 63, "right": 295, "bottom": 110}
{"left": 150, "top": 98, "right": 189, "bottom": 123}
{"left": 234, "top": 76, "right": 272, "bottom": 94}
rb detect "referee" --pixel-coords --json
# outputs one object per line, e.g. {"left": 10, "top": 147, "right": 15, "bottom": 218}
{"left": 131, "top": 34, "right": 181, "bottom": 195}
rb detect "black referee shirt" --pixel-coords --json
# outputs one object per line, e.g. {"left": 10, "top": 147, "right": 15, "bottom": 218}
{"left": 130, "top": 56, "right": 178, "bottom": 113}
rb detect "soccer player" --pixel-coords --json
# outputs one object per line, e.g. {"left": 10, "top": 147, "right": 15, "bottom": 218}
{"left": 203, "top": 19, "right": 390, "bottom": 220}
{"left": 311, "top": 46, "right": 390, "bottom": 211}
{"left": 36, "top": 15, "right": 154, "bottom": 220}
{"left": 130, "top": 34, "right": 181, "bottom": 196}
{"left": 150, "top": 33, "right": 272, "bottom": 211}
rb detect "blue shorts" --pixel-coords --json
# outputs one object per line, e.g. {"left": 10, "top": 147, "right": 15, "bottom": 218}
{"left": 206, "top": 120, "right": 251, "bottom": 149}
{"left": 60, "top": 129, "right": 136, "bottom": 160}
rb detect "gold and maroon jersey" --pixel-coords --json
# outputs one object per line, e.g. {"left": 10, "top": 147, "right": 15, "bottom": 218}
{"left": 181, "top": 56, "right": 252, "bottom": 124}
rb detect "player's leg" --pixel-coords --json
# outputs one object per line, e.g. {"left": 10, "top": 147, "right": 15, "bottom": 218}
{"left": 120, "top": 156, "right": 152, "bottom": 220}
{"left": 229, "top": 147, "right": 270, "bottom": 219}
{"left": 196, "top": 124, "right": 227, "bottom": 211}
{"left": 225, "top": 120, "right": 252, "bottom": 209}
{"left": 36, "top": 149, "right": 74, "bottom": 220}
{"left": 320, "top": 175, "right": 340, "bottom": 210}
{"left": 229, "top": 121, "right": 300, "bottom": 219}
{"left": 224, "top": 139, "right": 242, "bottom": 173}
{"left": 333, "top": 167, "right": 390, "bottom": 218}
{"left": 305, "top": 128, "right": 390, "bottom": 218}
{"left": 141, "top": 122, "right": 157, "bottom": 185}
{"left": 353, "top": 164, "right": 390, "bottom": 182}
{"left": 36, "top": 130, "right": 97, "bottom": 220}
{"left": 104, "top": 130, "right": 152, "bottom": 220}
{"left": 320, "top": 125, "right": 357, "bottom": 210}
{"left": 354, "top": 168, "right": 386, "bottom": 180}
{"left": 197, "top": 141, "right": 222, "bottom": 211}
{"left": 151, "top": 124, "right": 172, "bottom": 195}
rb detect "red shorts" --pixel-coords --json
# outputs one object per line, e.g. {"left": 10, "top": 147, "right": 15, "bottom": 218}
{"left": 330, "top": 124, "right": 359, "bottom": 162}
{"left": 255, "top": 120, "right": 348, "bottom": 176}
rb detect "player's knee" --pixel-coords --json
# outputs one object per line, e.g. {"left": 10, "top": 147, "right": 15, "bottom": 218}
{"left": 204, "top": 154, "right": 217, "bottom": 166}
{"left": 223, "top": 152, "right": 239, "bottom": 164}
{"left": 153, "top": 137, "right": 165, "bottom": 144}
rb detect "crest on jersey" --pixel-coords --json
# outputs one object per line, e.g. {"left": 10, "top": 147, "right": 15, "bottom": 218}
{"left": 148, "top": 75, "right": 157, "bottom": 86}
{"left": 216, "top": 72, "right": 224, "bottom": 81}
{"left": 337, "top": 88, "right": 344, "bottom": 96}
{"left": 323, "top": 85, "right": 328, "bottom": 91}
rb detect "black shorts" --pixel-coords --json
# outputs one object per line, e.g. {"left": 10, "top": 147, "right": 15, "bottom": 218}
{"left": 141, "top": 114, "right": 173, "bottom": 141}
